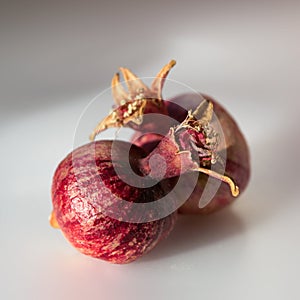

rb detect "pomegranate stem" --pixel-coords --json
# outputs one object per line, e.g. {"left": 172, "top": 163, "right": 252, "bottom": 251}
{"left": 49, "top": 211, "right": 60, "bottom": 229}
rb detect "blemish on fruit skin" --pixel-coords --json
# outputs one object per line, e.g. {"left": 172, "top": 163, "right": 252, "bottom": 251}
{"left": 128, "top": 238, "right": 137, "bottom": 247}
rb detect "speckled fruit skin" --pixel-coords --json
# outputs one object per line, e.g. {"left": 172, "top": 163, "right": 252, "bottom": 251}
{"left": 52, "top": 140, "right": 177, "bottom": 264}
{"left": 132, "top": 93, "right": 250, "bottom": 214}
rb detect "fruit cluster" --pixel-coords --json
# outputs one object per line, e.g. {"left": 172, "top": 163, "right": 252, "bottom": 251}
{"left": 50, "top": 61, "right": 250, "bottom": 264}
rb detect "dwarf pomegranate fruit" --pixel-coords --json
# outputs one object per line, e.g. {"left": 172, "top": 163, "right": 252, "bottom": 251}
{"left": 133, "top": 94, "right": 250, "bottom": 214}
{"left": 51, "top": 141, "right": 177, "bottom": 264}
{"left": 90, "top": 61, "right": 250, "bottom": 214}
{"left": 51, "top": 60, "right": 250, "bottom": 264}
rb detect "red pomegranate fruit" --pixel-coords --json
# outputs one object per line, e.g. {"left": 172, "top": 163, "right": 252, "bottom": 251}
{"left": 90, "top": 61, "right": 250, "bottom": 214}
{"left": 51, "top": 61, "right": 250, "bottom": 264}
{"left": 51, "top": 140, "right": 177, "bottom": 264}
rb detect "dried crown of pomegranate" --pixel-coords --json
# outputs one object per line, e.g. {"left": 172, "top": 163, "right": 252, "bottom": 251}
{"left": 175, "top": 100, "right": 219, "bottom": 166}
{"left": 89, "top": 60, "right": 176, "bottom": 141}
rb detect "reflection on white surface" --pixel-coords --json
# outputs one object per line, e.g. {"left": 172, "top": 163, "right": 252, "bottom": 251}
{"left": 1, "top": 0, "right": 300, "bottom": 299}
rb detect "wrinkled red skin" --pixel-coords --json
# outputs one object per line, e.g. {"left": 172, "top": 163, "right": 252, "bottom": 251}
{"left": 52, "top": 141, "right": 177, "bottom": 264}
{"left": 132, "top": 93, "right": 250, "bottom": 214}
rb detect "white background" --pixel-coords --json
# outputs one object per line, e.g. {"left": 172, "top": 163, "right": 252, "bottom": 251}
{"left": 1, "top": 1, "right": 300, "bottom": 299}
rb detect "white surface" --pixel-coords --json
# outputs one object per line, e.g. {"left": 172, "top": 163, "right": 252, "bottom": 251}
{"left": 1, "top": 1, "right": 300, "bottom": 299}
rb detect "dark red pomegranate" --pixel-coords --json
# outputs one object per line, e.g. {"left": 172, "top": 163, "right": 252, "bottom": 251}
{"left": 51, "top": 61, "right": 250, "bottom": 264}
{"left": 51, "top": 141, "right": 177, "bottom": 264}
{"left": 90, "top": 61, "right": 250, "bottom": 214}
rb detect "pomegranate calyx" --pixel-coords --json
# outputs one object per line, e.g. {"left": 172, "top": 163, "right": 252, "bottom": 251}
{"left": 89, "top": 99, "right": 147, "bottom": 141}
{"left": 151, "top": 59, "right": 176, "bottom": 99}
{"left": 90, "top": 60, "right": 176, "bottom": 141}
{"left": 175, "top": 100, "right": 220, "bottom": 166}
{"left": 112, "top": 59, "right": 176, "bottom": 105}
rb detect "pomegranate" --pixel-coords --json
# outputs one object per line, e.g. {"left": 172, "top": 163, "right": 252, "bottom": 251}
{"left": 51, "top": 141, "right": 177, "bottom": 264}
{"left": 132, "top": 94, "right": 250, "bottom": 213}
{"left": 90, "top": 61, "right": 250, "bottom": 214}
{"left": 51, "top": 61, "right": 250, "bottom": 264}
